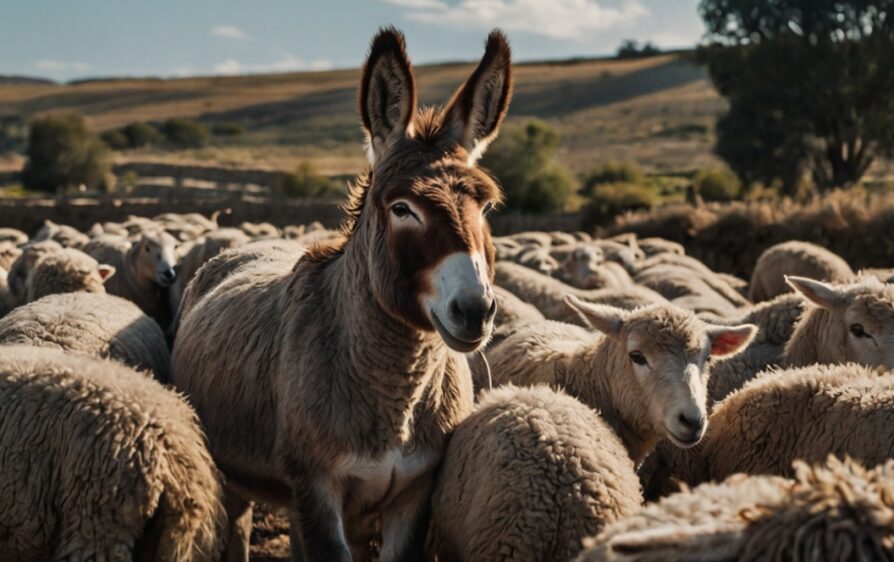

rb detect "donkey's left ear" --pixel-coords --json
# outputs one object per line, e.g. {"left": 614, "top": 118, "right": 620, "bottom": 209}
{"left": 441, "top": 29, "right": 513, "bottom": 164}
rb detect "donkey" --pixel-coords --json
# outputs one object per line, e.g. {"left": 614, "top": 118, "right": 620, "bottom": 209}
{"left": 171, "top": 27, "right": 512, "bottom": 562}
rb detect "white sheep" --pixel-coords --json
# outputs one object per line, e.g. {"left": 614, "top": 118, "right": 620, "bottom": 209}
{"left": 0, "top": 345, "right": 225, "bottom": 560}
{"left": 783, "top": 275, "right": 894, "bottom": 368}
{"left": 486, "top": 296, "right": 756, "bottom": 464}
{"left": 749, "top": 240, "right": 855, "bottom": 302}
{"left": 6, "top": 240, "right": 64, "bottom": 306}
{"left": 429, "top": 385, "right": 642, "bottom": 562}
{"left": 0, "top": 292, "right": 170, "bottom": 381}
{"left": 25, "top": 247, "right": 115, "bottom": 303}
{"left": 578, "top": 456, "right": 894, "bottom": 562}
{"left": 31, "top": 219, "right": 89, "bottom": 249}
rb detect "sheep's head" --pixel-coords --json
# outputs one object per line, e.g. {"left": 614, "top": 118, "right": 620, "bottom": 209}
{"left": 787, "top": 275, "right": 894, "bottom": 369}
{"left": 566, "top": 296, "right": 755, "bottom": 449}
{"left": 26, "top": 248, "right": 115, "bottom": 302}
{"left": 560, "top": 246, "right": 605, "bottom": 287}
{"left": 135, "top": 230, "right": 178, "bottom": 287}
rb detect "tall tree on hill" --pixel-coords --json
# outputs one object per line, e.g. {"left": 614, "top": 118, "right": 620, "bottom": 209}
{"left": 700, "top": 0, "right": 894, "bottom": 194}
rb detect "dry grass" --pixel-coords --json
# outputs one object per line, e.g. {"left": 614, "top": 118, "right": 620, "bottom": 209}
{"left": 0, "top": 54, "right": 722, "bottom": 175}
{"left": 607, "top": 188, "right": 894, "bottom": 278}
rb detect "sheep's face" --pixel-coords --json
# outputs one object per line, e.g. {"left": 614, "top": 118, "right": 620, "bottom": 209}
{"left": 352, "top": 27, "right": 511, "bottom": 353}
{"left": 136, "top": 231, "right": 178, "bottom": 287}
{"left": 560, "top": 246, "right": 604, "bottom": 287}
{"left": 566, "top": 297, "right": 755, "bottom": 448}
{"left": 788, "top": 276, "right": 894, "bottom": 369}
{"left": 520, "top": 249, "right": 559, "bottom": 276}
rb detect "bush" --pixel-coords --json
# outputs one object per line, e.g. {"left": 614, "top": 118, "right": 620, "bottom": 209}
{"left": 162, "top": 118, "right": 209, "bottom": 149}
{"left": 100, "top": 129, "right": 130, "bottom": 150}
{"left": 694, "top": 166, "right": 741, "bottom": 202}
{"left": 211, "top": 123, "right": 244, "bottom": 137}
{"left": 122, "top": 122, "right": 159, "bottom": 147}
{"left": 22, "top": 114, "right": 111, "bottom": 193}
{"left": 481, "top": 119, "right": 577, "bottom": 213}
{"left": 582, "top": 182, "right": 659, "bottom": 226}
{"left": 277, "top": 162, "right": 342, "bottom": 199}
{"left": 617, "top": 39, "right": 661, "bottom": 59}
{"left": 581, "top": 162, "right": 645, "bottom": 191}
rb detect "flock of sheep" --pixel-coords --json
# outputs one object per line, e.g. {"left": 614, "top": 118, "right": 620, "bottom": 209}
{"left": 2, "top": 26, "right": 894, "bottom": 562}
{"left": 0, "top": 210, "right": 892, "bottom": 561}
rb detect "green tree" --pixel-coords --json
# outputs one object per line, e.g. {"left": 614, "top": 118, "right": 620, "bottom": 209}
{"left": 122, "top": 122, "right": 159, "bottom": 147}
{"left": 481, "top": 119, "right": 576, "bottom": 213}
{"left": 162, "top": 118, "right": 209, "bottom": 148}
{"left": 700, "top": 0, "right": 894, "bottom": 191}
{"left": 277, "top": 162, "right": 342, "bottom": 199}
{"left": 22, "top": 114, "right": 111, "bottom": 193}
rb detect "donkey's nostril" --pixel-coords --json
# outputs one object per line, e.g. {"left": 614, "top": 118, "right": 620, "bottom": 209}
{"left": 449, "top": 300, "right": 464, "bottom": 324}
{"left": 485, "top": 297, "right": 497, "bottom": 321}
{"left": 678, "top": 413, "right": 702, "bottom": 433}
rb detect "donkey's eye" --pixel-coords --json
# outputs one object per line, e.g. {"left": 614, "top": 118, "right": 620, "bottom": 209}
{"left": 850, "top": 323, "right": 868, "bottom": 338}
{"left": 483, "top": 202, "right": 494, "bottom": 216}
{"left": 391, "top": 202, "right": 418, "bottom": 222}
{"left": 628, "top": 351, "right": 648, "bottom": 366}
{"left": 144, "top": 246, "right": 150, "bottom": 253}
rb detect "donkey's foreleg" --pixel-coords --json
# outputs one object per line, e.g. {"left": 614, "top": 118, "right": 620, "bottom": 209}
{"left": 290, "top": 479, "right": 350, "bottom": 562}
{"left": 379, "top": 473, "right": 434, "bottom": 562}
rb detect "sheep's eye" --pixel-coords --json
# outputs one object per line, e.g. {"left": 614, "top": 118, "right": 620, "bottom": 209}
{"left": 483, "top": 202, "right": 494, "bottom": 216}
{"left": 850, "top": 323, "right": 868, "bottom": 338}
{"left": 628, "top": 351, "right": 648, "bottom": 366}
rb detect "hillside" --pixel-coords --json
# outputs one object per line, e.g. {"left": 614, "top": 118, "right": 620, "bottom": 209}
{"left": 0, "top": 54, "right": 725, "bottom": 176}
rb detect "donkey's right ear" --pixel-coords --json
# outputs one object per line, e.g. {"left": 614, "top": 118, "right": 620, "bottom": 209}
{"left": 359, "top": 27, "right": 417, "bottom": 165}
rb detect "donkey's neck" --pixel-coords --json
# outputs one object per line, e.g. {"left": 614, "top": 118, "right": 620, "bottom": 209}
{"left": 570, "top": 338, "right": 657, "bottom": 465}
{"left": 323, "top": 229, "right": 450, "bottom": 447}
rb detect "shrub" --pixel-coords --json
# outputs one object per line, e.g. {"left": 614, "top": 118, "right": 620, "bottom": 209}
{"left": 100, "top": 129, "right": 130, "bottom": 150}
{"left": 162, "top": 118, "right": 209, "bottom": 149}
{"left": 694, "top": 166, "right": 741, "bottom": 202}
{"left": 122, "top": 122, "right": 159, "bottom": 147}
{"left": 277, "top": 162, "right": 342, "bottom": 199}
{"left": 211, "top": 123, "right": 244, "bottom": 137}
{"left": 481, "top": 119, "right": 577, "bottom": 213}
{"left": 22, "top": 114, "right": 111, "bottom": 193}
{"left": 582, "top": 182, "right": 659, "bottom": 226}
{"left": 581, "top": 162, "right": 644, "bottom": 191}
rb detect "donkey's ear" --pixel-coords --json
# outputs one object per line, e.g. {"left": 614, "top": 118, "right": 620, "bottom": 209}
{"left": 359, "top": 27, "right": 417, "bottom": 165}
{"left": 441, "top": 29, "right": 513, "bottom": 164}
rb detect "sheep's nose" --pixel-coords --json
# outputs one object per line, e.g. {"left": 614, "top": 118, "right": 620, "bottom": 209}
{"left": 448, "top": 292, "right": 496, "bottom": 336}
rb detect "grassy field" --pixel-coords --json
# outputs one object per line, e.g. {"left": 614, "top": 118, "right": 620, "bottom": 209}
{"left": 0, "top": 54, "right": 724, "bottom": 176}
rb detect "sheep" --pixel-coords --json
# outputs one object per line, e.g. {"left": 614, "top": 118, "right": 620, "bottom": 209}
{"left": 31, "top": 219, "right": 89, "bottom": 249}
{"left": 578, "top": 456, "right": 894, "bottom": 562}
{"left": 556, "top": 246, "right": 634, "bottom": 290}
{"left": 749, "top": 240, "right": 855, "bottom": 302}
{"left": 507, "top": 231, "right": 553, "bottom": 248}
{"left": 634, "top": 264, "right": 745, "bottom": 317}
{"left": 636, "top": 252, "right": 750, "bottom": 307}
{"left": 493, "top": 284, "right": 544, "bottom": 327}
{"left": 512, "top": 246, "right": 559, "bottom": 275}
{"left": 492, "top": 236, "right": 524, "bottom": 261}
{"left": 429, "top": 385, "right": 643, "bottom": 562}
{"left": 170, "top": 227, "right": 250, "bottom": 310}
{"left": 0, "top": 241, "right": 21, "bottom": 270}
{"left": 636, "top": 237, "right": 685, "bottom": 257}
{"left": 0, "top": 345, "right": 225, "bottom": 560}
{"left": 783, "top": 275, "right": 894, "bottom": 369}
{"left": 25, "top": 247, "right": 116, "bottom": 303}
{"left": 495, "top": 261, "right": 666, "bottom": 325}
{"left": 154, "top": 211, "right": 220, "bottom": 242}
{"left": 593, "top": 238, "right": 643, "bottom": 273}
{"left": 0, "top": 292, "right": 171, "bottom": 381}
{"left": 239, "top": 221, "right": 280, "bottom": 239}
{"left": 692, "top": 363, "right": 894, "bottom": 485}
{"left": 0, "top": 227, "right": 28, "bottom": 246}
{"left": 6, "top": 239, "right": 64, "bottom": 306}
{"left": 486, "top": 296, "right": 756, "bottom": 464}
{"left": 84, "top": 228, "right": 179, "bottom": 328}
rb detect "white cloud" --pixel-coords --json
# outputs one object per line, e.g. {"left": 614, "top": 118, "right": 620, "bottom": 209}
{"left": 35, "top": 60, "right": 92, "bottom": 72}
{"left": 212, "top": 54, "right": 334, "bottom": 76}
{"left": 211, "top": 25, "right": 249, "bottom": 40}
{"left": 383, "top": 0, "right": 448, "bottom": 9}
{"left": 391, "top": 0, "right": 649, "bottom": 40}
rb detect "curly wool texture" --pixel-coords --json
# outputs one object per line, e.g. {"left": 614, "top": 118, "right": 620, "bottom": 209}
{"left": 698, "top": 363, "right": 894, "bottom": 483}
{"left": 579, "top": 456, "right": 894, "bottom": 562}
{"left": 495, "top": 261, "right": 665, "bottom": 325}
{"left": 25, "top": 248, "right": 109, "bottom": 303}
{"left": 0, "top": 345, "right": 225, "bottom": 561}
{"left": 749, "top": 240, "right": 855, "bottom": 303}
{"left": 430, "top": 385, "right": 642, "bottom": 562}
{"left": 6, "top": 240, "right": 64, "bottom": 305}
{"left": 0, "top": 292, "right": 171, "bottom": 381}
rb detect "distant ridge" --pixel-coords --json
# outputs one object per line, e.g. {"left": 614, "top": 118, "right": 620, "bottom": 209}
{"left": 0, "top": 75, "right": 55, "bottom": 86}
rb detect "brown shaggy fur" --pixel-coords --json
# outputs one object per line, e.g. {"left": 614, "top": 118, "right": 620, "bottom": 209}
{"left": 430, "top": 385, "right": 642, "bottom": 562}
{"left": 0, "top": 345, "right": 225, "bottom": 561}
{"left": 579, "top": 456, "right": 894, "bottom": 562}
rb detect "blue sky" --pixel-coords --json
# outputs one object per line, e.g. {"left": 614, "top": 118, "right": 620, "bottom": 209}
{"left": 0, "top": 0, "right": 705, "bottom": 81}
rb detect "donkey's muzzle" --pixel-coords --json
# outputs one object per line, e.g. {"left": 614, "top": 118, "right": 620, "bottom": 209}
{"left": 447, "top": 291, "right": 496, "bottom": 341}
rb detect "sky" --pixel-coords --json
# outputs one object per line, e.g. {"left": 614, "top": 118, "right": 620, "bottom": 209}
{"left": 0, "top": 0, "right": 706, "bottom": 82}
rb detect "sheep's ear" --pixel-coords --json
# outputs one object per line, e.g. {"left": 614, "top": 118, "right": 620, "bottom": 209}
{"left": 706, "top": 323, "right": 756, "bottom": 357}
{"left": 604, "top": 524, "right": 742, "bottom": 559}
{"left": 441, "top": 29, "right": 512, "bottom": 164}
{"left": 786, "top": 275, "right": 846, "bottom": 309}
{"left": 359, "top": 27, "right": 417, "bottom": 165}
{"left": 98, "top": 264, "right": 116, "bottom": 282}
{"left": 564, "top": 295, "right": 625, "bottom": 338}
